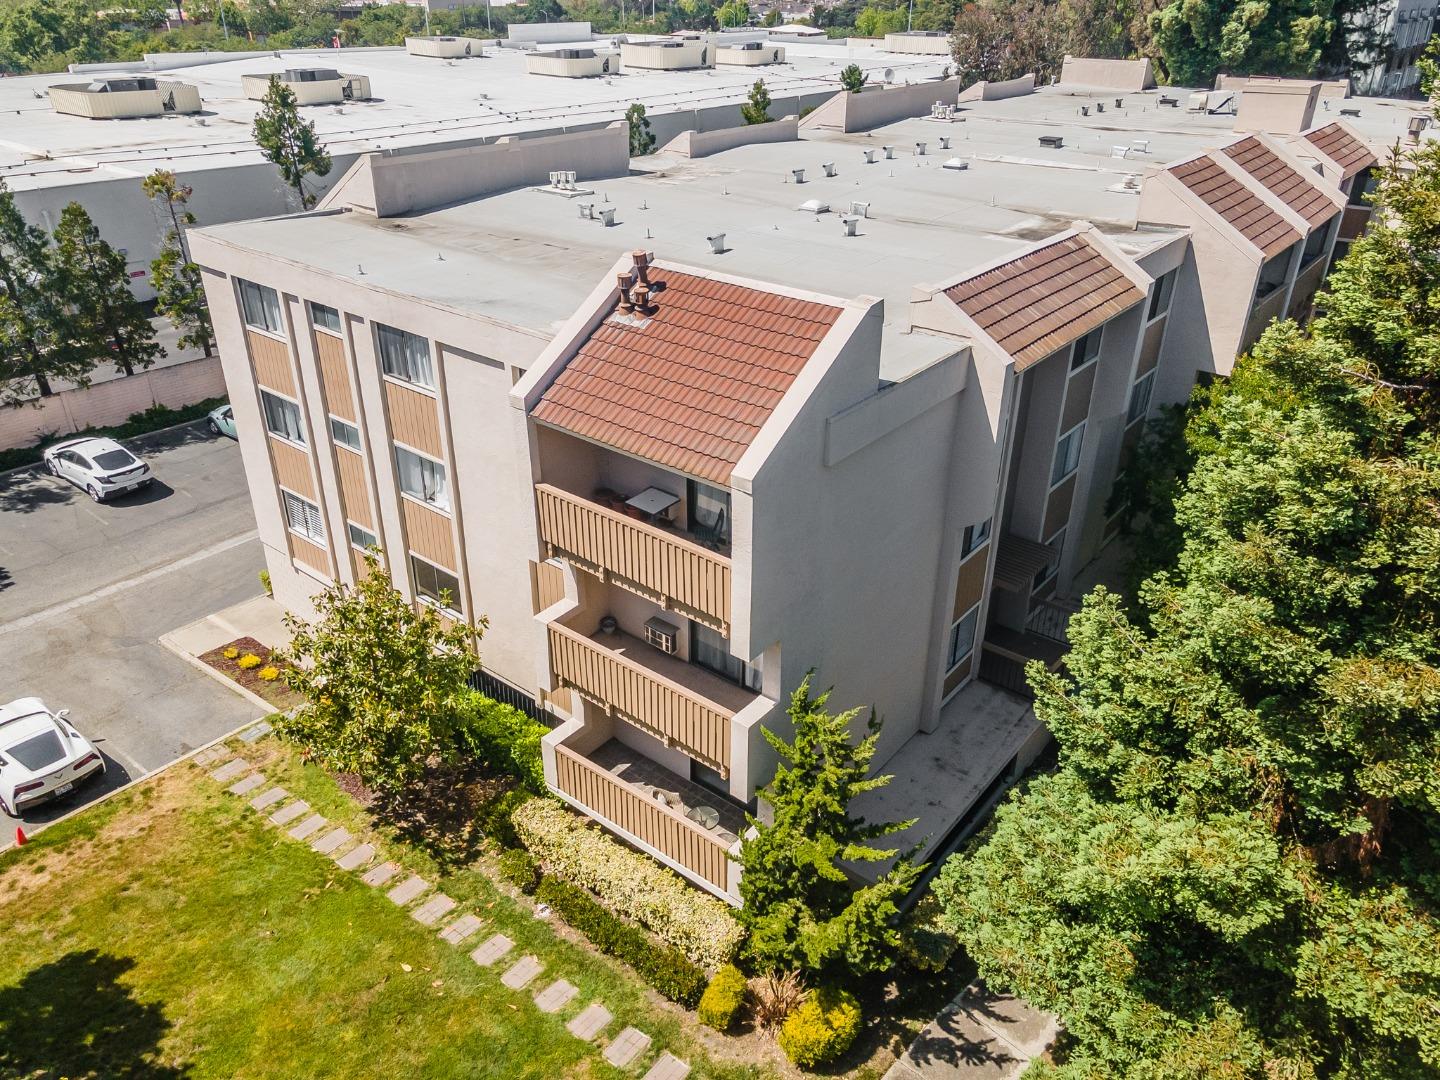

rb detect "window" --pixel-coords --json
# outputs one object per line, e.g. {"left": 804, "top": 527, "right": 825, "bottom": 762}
{"left": 282, "top": 490, "right": 324, "bottom": 543}
{"left": 1347, "top": 167, "right": 1376, "bottom": 207}
{"left": 410, "top": 554, "right": 461, "bottom": 612}
{"left": 1034, "top": 529, "right": 1065, "bottom": 590}
{"left": 1147, "top": 269, "right": 1176, "bottom": 321}
{"left": 347, "top": 522, "right": 377, "bottom": 549}
{"left": 945, "top": 605, "right": 979, "bottom": 671}
{"left": 691, "top": 760, "right": 730, "bottom": 797}
{"left": 239, "top": 279, "right": 283, "bottom": 334}
{"left": 687, "top": 480, "right": 731, "bottom": 550}
{"left": 692, "top": 623, "right": 762, "bottom": 691}
{"left": 330, "top": 416, "right": 361, "bottom": 451}
{"left": 1303, "top": 218, "right": 1334, "bottom": 264}
{"left": 962, "top": 517, "right": 992, "bottom": 558}
{"left": 377, "top": 324, "right": 434, "bottom": 389}
{"left": 395, "top": 445, "right": 449, "bottom": 511}
{"left": 1255, "top": 244, "right": 1295, "bottom": 300}
{"left": 1051, "top": 422, "right": 1085, "bottom": 486}
{"left": 1126, "top": 370, "right": 1155, "bottom": 426}
{"left": 1070, "top": 327, "right": 1102, "bottom": 370}
{"left": 310, "top": 302, "right": 341, "bottom": 334}
{"left": 260, "top": 390, "right": 305, "bottom": 445}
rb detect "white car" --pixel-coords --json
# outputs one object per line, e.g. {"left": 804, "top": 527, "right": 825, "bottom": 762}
{"left": 0, "top": 698, "right": 105, "bottom": 817}
{"left": 43, "top": 436, "right": 153, "bottom": 502}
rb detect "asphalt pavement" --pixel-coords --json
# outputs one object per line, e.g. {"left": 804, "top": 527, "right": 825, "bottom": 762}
{"left": 0, "top": 421, "right": 265, "bottom": 834}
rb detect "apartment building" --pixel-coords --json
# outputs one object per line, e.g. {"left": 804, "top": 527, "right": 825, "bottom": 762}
{"left": 191, "top": 70, "right": 1393, "bottom": 903}
{"left": 1351, "top": 0, "right": 1438, "bottom": 96}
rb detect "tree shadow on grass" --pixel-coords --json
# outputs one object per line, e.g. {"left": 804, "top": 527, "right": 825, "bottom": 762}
{"left": 0, "top": 950, "right": 189, "bottom": 1079}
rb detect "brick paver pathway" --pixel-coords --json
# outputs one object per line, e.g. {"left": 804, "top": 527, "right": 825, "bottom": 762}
{"left": 249, "top": 786, "right": 287, "bottom": 811}
{"left": 501, "top": 955, "right": 544, "bottom": 990}
{"left": 386, "top": 875, "right": 428, "bottom": 906}
{"left": 239, "top": 720, "right": 273, "bottom": 743}
{"left": 228, "top": 774, "right": 265, "bottom": 795}
{"left": 439, "top": 914, "right": 483, "bottom": 945}
{"left": 336, "top": 843, "right": 375, "bottom": 871}
{"left": 270, "top": 800, "right": 309, "bottom": 826}
{"left": 534, "top": 979, "right": 578, "bottom": 1014}
{"left": 604, "top": 1027, "right": 652, "bottom": 1068}
{"left": 211, "top": 759, "right": 249, "bottom": 782}
{"left": 567, "top": 1003, "right": 612, "bottom": 1042}
{"left": 311, "top": 827, "right": 351, "bottom": 855}
{"left": 287, "top": 814, "right": 327, "bottom": 840}
{"left": 411, "top": 893, "right": 456, "bottom": 926}
{"left": 361, "top": 861, "right": 400, "bottom": 887}
{"left": 643, "top": 1052, "right": 691, "bottom": 1080}
{"left": 471, "top": 934, "right": 513, "bottom": 967}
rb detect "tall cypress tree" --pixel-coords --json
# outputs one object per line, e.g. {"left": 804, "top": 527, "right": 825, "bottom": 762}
{"left": 53, "top": 202, "right": 161, "bottom": 379}
{"left": 143, "top": 169, "right": 212, "bottom": 357}
{"left": 0, "top": 181, "right": 85, "bottom": 401}
{"left": 252, "top": 78, "right": 332, "bottom": 211}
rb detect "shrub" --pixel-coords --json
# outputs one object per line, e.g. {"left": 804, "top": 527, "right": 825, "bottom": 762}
{"left": 897, "top": 893, "right": 960, "bottom": 973}
{"left": 751, "top": 969, "right": 806, "bottom": 1030}
{"left": 778, "top": 986, "right": 862, "bottom": 1069}
{"left": 698, "top": 964, "right": 748, "bottom": 1031}
{"left": 257, "top": 665, "right": 281, "bottom": 682}
{"left": 236, "top": 653, "right": 263, "bottom": 670}
{"left": 222, "top": 646, "right": 239, "bottom": 660}
{"left": 536, "top": 877, "right": 707, "bottom": 1007}
{"left": 498, "top": 848, "right": 540, "bottom": 894}
{"left": 259, "top": 569, "right": 272, "bottom": 596}
{"left": 457, "top": 691, "right": 546, "bottom": 791}
{"left": 512, "top": 798, "right": 744, "bottom": 970}
{"left": 839, "top": 63, "right": 866, "bottom": 94}
{"left": 478, "top": 787, "right": 530, "bottom": 849}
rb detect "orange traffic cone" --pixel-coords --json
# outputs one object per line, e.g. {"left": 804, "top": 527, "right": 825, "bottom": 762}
{"left": 14, "top": 826, "right": 25, "bottom": 846}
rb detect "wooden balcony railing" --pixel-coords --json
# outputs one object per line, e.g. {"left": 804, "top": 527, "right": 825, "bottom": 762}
{"left": 535, "top": 483, "right": 731, "bottom": 634}
{"left": 554, "top": 743, "right": 733, "bottom": 893}
{"left": 548, "top": 622, "right": 733, "bottom": 774}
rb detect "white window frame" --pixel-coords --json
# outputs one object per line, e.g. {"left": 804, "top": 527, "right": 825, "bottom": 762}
{"left": 310, "top": 301, "right": 342, "bottom": 335}
{"left": 945, "top": 603, "right": 980, "bottom": 673}
{"left": 961, "top": 517, "right": 992, "bottom": 559}
{"left": 330, "top": 416, "right": 362, "bottom": 452}
{"left": 376, "top": 324, "right": 435, "bottom": 390}
{"left": 410, "top": 553, "right": 462, "bottom": 615}
{"left": 1147, "top": 269, "right": 1176, "bottom": 321}
{"left": 347, "top": 521, "right": 377, "bottom": 550}
{"left": 260, "top": 389, "right": 305, "bottom": 446}
{"left": 1070, "top": 326, "right": 1102, "bottom": 371}
{"left": 1126, "top": 370, "right": 1156, "bottom": 427}
{"left": 239, "top": 279, "right": 283, "bottom": 335}
{"left": 281, "top": 489, "right": 325, "bottom": 545}
{"left": 1051, "top": 421, "right": 1086, "bottom": 488}
{"left": 394, "top": 444, "right": 449, "bottom": 512}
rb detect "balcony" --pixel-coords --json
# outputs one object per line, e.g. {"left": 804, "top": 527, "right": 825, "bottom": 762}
{"left": 535, "top": 483, "right": 731, "bottom": 634}
{"left": 548, "top": 621, "right": 756, "bottom": 775}
{"left": 552, "top": 738, "right": 740, "bottom": 897}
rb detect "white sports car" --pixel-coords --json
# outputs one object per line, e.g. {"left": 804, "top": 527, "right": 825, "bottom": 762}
{"left": 42, "top": 436, "right": 153, "bottom": 502}
{"left": 0, "top": 698, "right": 105, "bottom": 817}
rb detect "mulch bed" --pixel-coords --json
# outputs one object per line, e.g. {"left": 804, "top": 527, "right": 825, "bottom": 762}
{"left": 198, "top": 636, "right": 305, "bottom": 711}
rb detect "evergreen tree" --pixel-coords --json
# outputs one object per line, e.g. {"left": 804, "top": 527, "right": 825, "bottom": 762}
{"left": 143, "top": 170, "right": 212, "bottom": 357}
{"left": 739, "top": 677, "right": 921, "bottom": 981}
{"left": 0, "top": 181, "right": 84, "bottom": 401}
{"left": 1148, "top": 0, "right": 1333, "bottom": 86}
{"left": 838, "top": 63, "right": 866, "bottom": 93}
{"left": 626, "top": 102, "right": 655, "bottom": 156}
{"left": 252, "top": 77, "right": 332, "bottom": 210}
{"left": 53, "top": 202, "right": 161, "bottom": 379}
{"left": 933, "top": 133, "right": 1440, "bottom": 1078}
{"left": 740, "top": 78, "right": 772, "bottom": 125}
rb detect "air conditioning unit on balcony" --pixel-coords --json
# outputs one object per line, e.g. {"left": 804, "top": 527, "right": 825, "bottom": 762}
{"left": 644, "top": 616, "right": 680, "bottom": 655}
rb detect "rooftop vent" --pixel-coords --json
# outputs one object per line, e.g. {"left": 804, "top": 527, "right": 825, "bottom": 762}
{"left": 791, "top": 167, "right": 806, "bottom": 183}
{"left": 1038, "top": 135, "right": 1064, "bottom": 149}
{"left": 1080, "top": 105, "right": 1089, "bottom": 116}
{"left": 915, "top": 141, "right": 927, "bottom": 155}
{"left": 1159, "top": 95, "right": 1179, "bottom": 107}
{"left": 1115, "top": 97, "right": 1123, "bottom": 108}
{"left": 1340, "top": 107, "right": 1360, "bottom": 117}
{"left": 707, "top": 233, "right": 726, "bottom": 253}
{"left": 849, "top": 200, "right": 869, "bottom": 217}
{"left": 883, "top": 145, "right": 896, "bottom": 159}
{"left": 863, "top": 148, "right": 878, "bottom": 164}
{"left": 822, "top": 161, "right": 836, "bottom": 177}
{"left": 599, "top": 207, "right": 616, "bottom": 226}
{"left": 798, "top": 198, "right": 830, "bottom": 213}
{"left": 841, "top": 215, "right": 860, "bottom": 236}
{"left": 939, "top": 135, "right": 951, "bottom": 150}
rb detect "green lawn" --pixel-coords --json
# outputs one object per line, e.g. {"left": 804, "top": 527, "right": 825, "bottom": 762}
{"left": 0, "top": 738, "right": 774, "bottom": 1080}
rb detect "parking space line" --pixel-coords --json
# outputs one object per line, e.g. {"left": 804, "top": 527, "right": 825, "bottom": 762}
{"left": 0, "top": 530, "right": 259, "bottom": 638}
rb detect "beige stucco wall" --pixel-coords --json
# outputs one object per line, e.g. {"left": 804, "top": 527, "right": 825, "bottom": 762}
{"left": 882, "top": 32, "right": 951, "bottom": 55}
{"left": 660, "top": 116, "right": 798, "bottom": 158}
{"left": 1058, "top": 55, "right": 1155, "bottom": 91}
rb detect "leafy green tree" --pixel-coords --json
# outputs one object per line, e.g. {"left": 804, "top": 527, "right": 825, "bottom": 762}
{"left": 53, "top": 202, "right": 160, "bottom": 379}
{"left": 275, "top": 551, "right": 483, "bottom": 794}
{"left": 717, "top": 0, "right": 750, "bottom": 25}
{"left": 673, "top": 0, "right": 718, "bottom": 28}
{"left": 252, "top": 77, "right": 332, "bottom": 211}
{"left": 626, "top": 102, "right": 655, "bottom": 156}
{"left": 739, "top": 677, "right": 922, "bottom": 981}
{"left": 854, "top": 3, "right": 906, "bottom": 36}
{"left": 0, "top": 0, "right": 105, "bottom": 74}
{"left": 838, "top": 62, "right": 866, "bottom": 92}
{"left": 143, "top": 169, "right": 212, "bottom": 357}
{"left": 0, "top": 182, "right": 85, "bottom": 401}
{"left": 740, "top": 78, "right": 772, "bottom": 125}
{"left": 933, "top": 129, "right": 1440, "bottom": 1078}
{"left": 1148, "top": 0, "right": 1333, "bottom": 86}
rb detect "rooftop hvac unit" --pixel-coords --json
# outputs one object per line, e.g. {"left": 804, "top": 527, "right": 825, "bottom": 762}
{"left": 643, "top": 617, "right": 680, "bottom": 655}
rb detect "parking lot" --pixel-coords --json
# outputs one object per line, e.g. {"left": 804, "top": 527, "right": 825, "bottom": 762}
{"left": 0, "top": 422, "right": 265, "bottom": 834}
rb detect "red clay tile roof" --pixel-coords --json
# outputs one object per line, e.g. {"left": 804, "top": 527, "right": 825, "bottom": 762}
{"left": 1223, "top": 136, "right": 1338, "bottom": 230}
{"left": 943, "top": 234, "right": 1143, "bottom": 370}
{"left": 1303, "top": 122, "right": 1377, "bottom": 180}
{"left": 1170, "top": 155, "right": 1301, "bottom": 259}
{"left": 531, "top": 266, "right": 843, "bottom": 484}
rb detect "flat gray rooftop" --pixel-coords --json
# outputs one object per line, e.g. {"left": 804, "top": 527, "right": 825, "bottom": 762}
{"left": 0, "top": 41, "right": 948, "bottom": 191}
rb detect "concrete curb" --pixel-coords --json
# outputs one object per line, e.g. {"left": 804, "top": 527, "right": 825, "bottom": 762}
{"left": 159, "top": 627, "right": 278, "bottom": 716}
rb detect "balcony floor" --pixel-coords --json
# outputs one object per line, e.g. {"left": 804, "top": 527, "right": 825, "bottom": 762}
{"left": 589, "top": 738, "right": 747, "bottom": 844}
{"left": 587, "top": 628, "right": 758, "bottom": 714}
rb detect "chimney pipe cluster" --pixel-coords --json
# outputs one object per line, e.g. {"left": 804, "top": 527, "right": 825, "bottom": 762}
{"left": 616, "top": 250, "right": 657, "bottom": 317}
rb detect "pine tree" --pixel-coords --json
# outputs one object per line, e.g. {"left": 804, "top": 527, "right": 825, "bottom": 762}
{"left": 0, "top": 181, "right": 86, "bottom": 401}
{"left": 739, "top": 677, "right": 921, "bottom": 981}
{"left": 143, "top": 170, "right": 212, "bottom": 357}
{"left": 53, "top": 202, "right": 161, "bottom": 379}
{"left": 626, "top": 102, "right": 655, "bottom": 157}
{"left": 839, "top": 63, "right": 866, "bottom": 93}
{"left": 252, "top": 77, "right": 333, "bottom": 210}
{"left": 740, "top": 78, "right": 772, "bottom": 125}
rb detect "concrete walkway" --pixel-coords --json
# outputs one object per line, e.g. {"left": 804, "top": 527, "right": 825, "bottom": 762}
{"left": 201, "top": 733, "right": 687, "bottom": 1078}
{"left": 885, "top": 983, "right": 1058, "bottom": 1080}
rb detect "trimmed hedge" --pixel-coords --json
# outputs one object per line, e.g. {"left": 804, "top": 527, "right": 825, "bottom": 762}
{"left": 698, "top": 963, "right": 748, "bottom": 1032}
{"left": 513, "top": 797, "right": 743, "bottom": 970}
{"left": 778, "top": 986, "right": 863, "bottom": 1069}
{"left": 497, "top": 848, "right": 540, "bottom": 894}
{"left": 536, "top": 877, "right": 708, "bottom": 1007}
{"left": 457, "top": 691, "right": 547, "bottom": 792}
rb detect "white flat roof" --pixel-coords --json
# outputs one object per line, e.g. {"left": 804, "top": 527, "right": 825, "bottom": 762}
{"left": 0, "top": 42, "right": 949, "bottom": 191}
